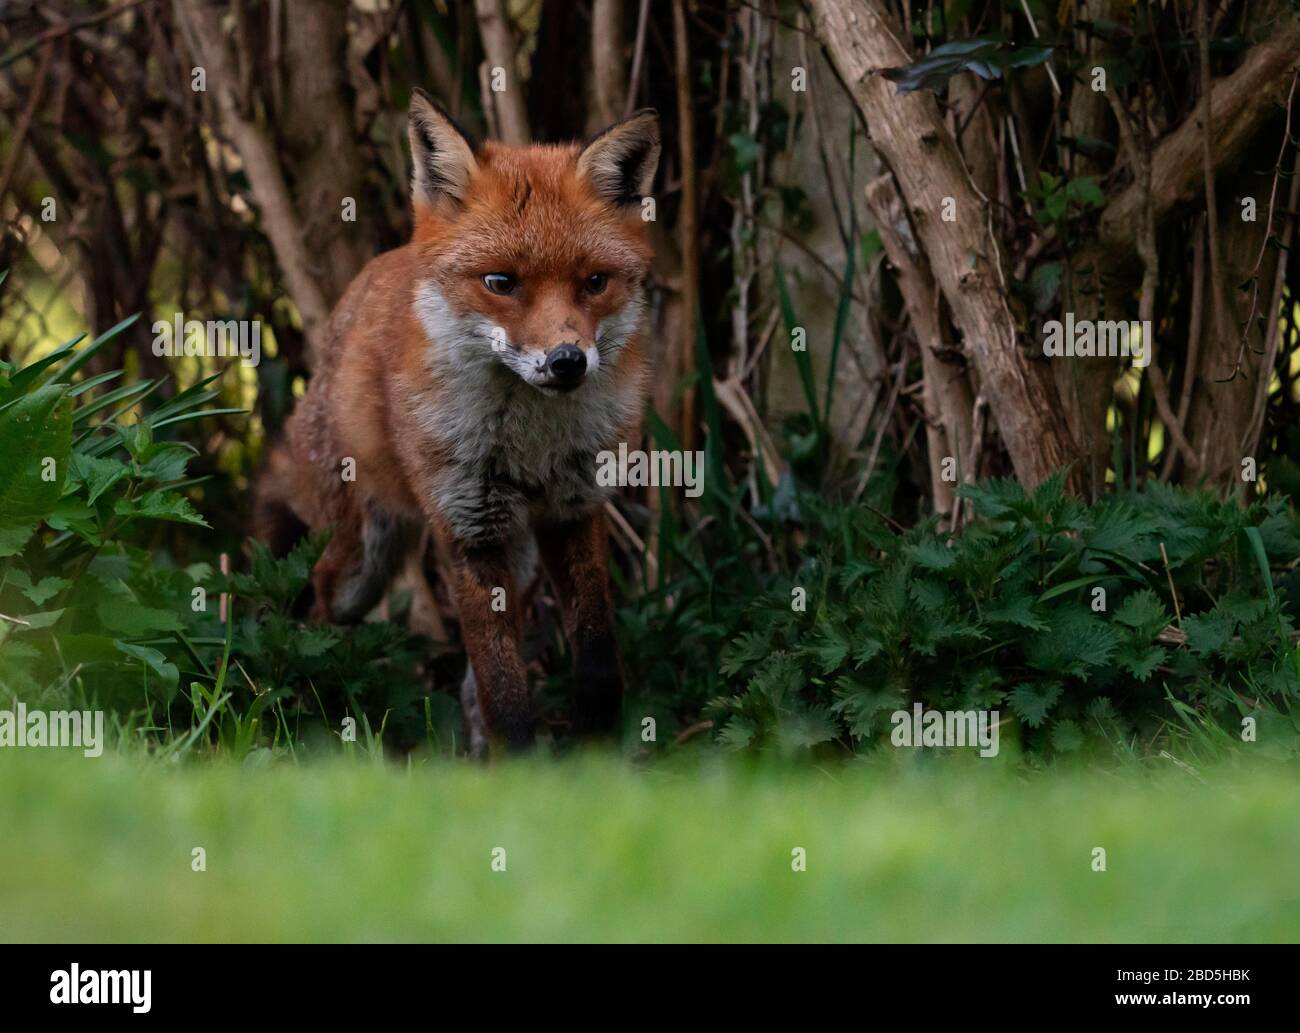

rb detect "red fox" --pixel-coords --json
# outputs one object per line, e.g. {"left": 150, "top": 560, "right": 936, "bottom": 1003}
{"left": 252, "top": 89, "right": 661, "bottom": 756}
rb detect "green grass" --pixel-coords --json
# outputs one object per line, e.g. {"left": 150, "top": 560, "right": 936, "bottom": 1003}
{"left": 1, "top": 750, "right": 1298, "bottom": 942}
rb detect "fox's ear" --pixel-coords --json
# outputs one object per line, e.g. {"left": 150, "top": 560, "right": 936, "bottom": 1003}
{"left": 408, "top": 88, "right": 478, "bottom": 209}
{"left": 577, "top": 108, "right": 661, "bottom": 206}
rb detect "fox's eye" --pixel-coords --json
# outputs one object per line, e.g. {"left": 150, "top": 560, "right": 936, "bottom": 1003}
{"left": 585, "top": 273, "right": 608, "bottom": 295}
{"left": 483, "top": 273, "right": 518, "bottom": 296}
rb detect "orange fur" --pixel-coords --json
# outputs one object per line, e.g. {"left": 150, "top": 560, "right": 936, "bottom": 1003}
{"left": 252, "top": 93, "right": 660, "bottom": 755}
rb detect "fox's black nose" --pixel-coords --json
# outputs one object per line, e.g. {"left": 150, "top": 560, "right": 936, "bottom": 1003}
{"left": 546, "top": 344, "right": 587, "bottom": 385}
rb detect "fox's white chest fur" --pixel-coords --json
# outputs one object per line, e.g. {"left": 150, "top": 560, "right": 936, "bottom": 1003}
{"left": 408, "top": 282, "right": 645, "bottom": 543}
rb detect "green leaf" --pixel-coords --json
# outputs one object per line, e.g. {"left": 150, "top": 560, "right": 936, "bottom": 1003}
{"left": 114, "top": 640, "right": 180, "bottom": 697}
{"left": 1038, "top": 575, "right": 1103, "bottom": 603}
{"left": 293, "top": 626, "right": 341, "bottom": 658}
{"left": 6, "top": 569, "right": 71, "bottom": 606}
{"left": 805, "top": 630, "right": 850, "bottom": 674}
{"left": 0, "top": 383, "right": 72, "bottom": 524}
{"left": 71, "top": 452, "right": 131, "bottom": 504}
{"left": 908, "top": 539, "right": 956, "bottom": 570}
{"left": 957, "top": 477, "right": 1025, "bottom": 520}
{"left": 117, "top": 420, "right": 153, "bottom": 461}
{"left": 97, "top": 598, "right": 184, "bottom": 635}
{"left": 1027, "top": 609, "right": 1119, "bottom": 675}
{"left": 729, "top": 132, "right": 761, "bottom": 173}
{"left": 46, "top": 497, "right": 100, "bottom": 544}
{"left": 774, "top": 260, "right": 824, "bottom": 440}
{"left": 775, "top": 706, "right": 839, "bottom": 752}
{"left": 11, "top": 608, "right": 64, "bottom": 630}
{"left": 1116, "top": 640, "right": 1167, "bottom": 681}
{"left": 1183, "top": 610, "right": 1234, "bottom": 658}
{"left": 1008, "top": 680, "right": 1063, "bottom": 728}
{"left": 717, "top": 717, "right": 755, "bottom": 751}
{"left": 0, "top": 523, "right": 35, "bottom": 558}
{"left": 140, "top": 442, "right": 195, "bottom": 483}
{"left": 1050, "top": 718, "right": 1084, "bottom": 752}
{"left": 1065, "top": 176, "right": 1106, "bottom": 209}
{"left": 985, "top": 594, "right": 1049, "bottom": 631}
{"left": 853, "top": 637, "right": 884, "bottom": 666}
{"left": 1029, "top": 261, "right": 1063, "bottom": 313}
{"left": 882, "top": 37, "right": 1054, "bottom": 94}
{"left": 115, "top": 490, "right": 209, "bottom": 527}
{"left": 859, "top": 229, "right": 883, "bottom": 265}
{"left": 1112, "top": 588, "right": 1168, "bottom": 636}
{"left": 720, "top": 631, "right": 770, "bottom": 677}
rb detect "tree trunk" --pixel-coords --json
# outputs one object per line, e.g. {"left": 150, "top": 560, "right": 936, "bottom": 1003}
{"left": 474, "top": 0, "right": 530, "bottom": 145}
{"left": 808, "top": 0, "right": 1082, "bottom": 491}
{"left": 278, "top": 0, "right": 373, "bottom": 306}
{"left": 865, "top": 174, "right": 974, "bottom": 524}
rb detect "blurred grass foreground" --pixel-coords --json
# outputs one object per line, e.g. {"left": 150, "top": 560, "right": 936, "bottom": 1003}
{"left": 1, "top": 751, "right": 1297, "bottom": 943}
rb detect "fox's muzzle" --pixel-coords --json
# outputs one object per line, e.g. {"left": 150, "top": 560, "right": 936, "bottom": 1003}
{"left": 545, "top": 343, "right": 587, "bottom": 388}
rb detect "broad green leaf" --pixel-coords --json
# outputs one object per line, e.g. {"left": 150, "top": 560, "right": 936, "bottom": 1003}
{"left": 97, "top": 598, "right": 184, "bottom": 635}
{"left": 0, "top": 383, "right": 71, "bottom": 525}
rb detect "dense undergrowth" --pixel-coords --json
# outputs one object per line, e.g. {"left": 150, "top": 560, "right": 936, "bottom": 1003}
{"left": 2, "top": 310, "right": 1297, "bottom": 766}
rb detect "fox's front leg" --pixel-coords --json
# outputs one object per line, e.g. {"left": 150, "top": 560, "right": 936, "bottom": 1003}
{"left": 537, "top": 509, "right": 623, "bottom": 738}
{"left": 449, "top": 539, "right": 534, "bottom": 753}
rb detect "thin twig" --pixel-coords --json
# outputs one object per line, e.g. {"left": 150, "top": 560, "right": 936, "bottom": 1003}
{"left": 623, "top": 0, "right": 652, "bottom": 118}
{"left": 0, "top": 40, "right": 52, "bottom": 207}
{"left": 1233, "top": 71, "right": 1299, "bottom": 376}
{"left": 0, "top": 0, "right": 153, "bottom": 71}
{"left": 1159, "top": 542, "right": 1183, "bottom": 629}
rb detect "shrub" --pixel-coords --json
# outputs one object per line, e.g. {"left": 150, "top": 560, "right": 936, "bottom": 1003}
{"left": 624, "top": 472, "right": 1300, "bottom": 761}
{"left": 0, "top": 308, "right": 446, "bottom": 758}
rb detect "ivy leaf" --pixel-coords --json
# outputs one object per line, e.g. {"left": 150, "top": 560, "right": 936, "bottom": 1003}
{"left": 1059, "top": 134, "right": 1117, "bottom": 158}
{"left": 882, "top": 37, "right": 1054, "bottom": 94}
{"left": 1065, "top": 176, "right": 1105, "bottom": 209}
{"left": 729, "top": 132, "right": 761, "bottom": 173}
{"left": 1029, "top": 261, "right": 1063, "bottom": 313}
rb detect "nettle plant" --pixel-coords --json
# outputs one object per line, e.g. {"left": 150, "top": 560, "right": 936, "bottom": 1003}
{"left": 707, "top": 472, "right": 1300, "bottom": 761}
{"left": 0, "top": 303, "right": 439, "bottom": 757}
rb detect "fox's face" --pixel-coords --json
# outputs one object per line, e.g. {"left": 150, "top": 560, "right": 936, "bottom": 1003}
{"left": 407, "top": 91, "right": 660, "bottom": 393}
